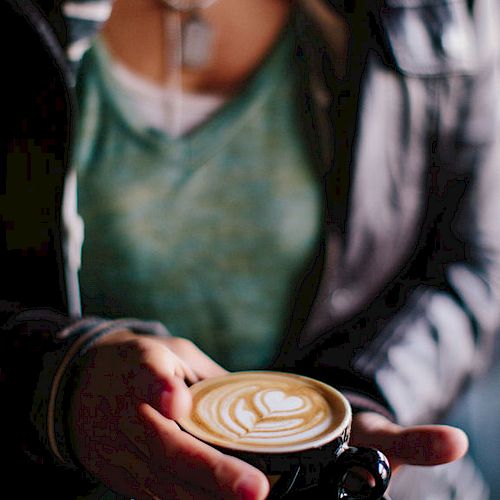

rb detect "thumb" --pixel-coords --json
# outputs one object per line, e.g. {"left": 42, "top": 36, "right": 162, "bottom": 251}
{"left": 390, "top": 424, "right": 469, "bottom": 467}
{"left": 351, "top": 412, "right": 469, "bottom": 470}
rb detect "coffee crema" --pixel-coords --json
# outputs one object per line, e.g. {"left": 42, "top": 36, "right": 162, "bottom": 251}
{"left": 178, "top": 371, "right": 351, "bottom": 453}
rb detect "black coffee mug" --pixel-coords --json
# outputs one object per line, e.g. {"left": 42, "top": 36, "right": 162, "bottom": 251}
{"left": 177, "top": 371, "right": 391, "bottom": 500}
{"left": 233, "top": 429, "right": 390, "bottom": 499}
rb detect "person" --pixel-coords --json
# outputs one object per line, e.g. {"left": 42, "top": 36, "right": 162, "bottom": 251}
{"left": 1, "top": 0, "right": 499, "bottom": 498}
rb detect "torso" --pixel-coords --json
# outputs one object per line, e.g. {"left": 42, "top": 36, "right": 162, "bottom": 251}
{"left": 74, "top": 5, "right": 322, "bottom": 370}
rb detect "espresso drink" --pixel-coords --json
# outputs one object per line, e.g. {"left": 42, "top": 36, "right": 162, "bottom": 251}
{"left": 178, "top": 371, "right": 350, "bottom": 453}
{"left": 179, "top": 371, "right": 391, "bottom": 499}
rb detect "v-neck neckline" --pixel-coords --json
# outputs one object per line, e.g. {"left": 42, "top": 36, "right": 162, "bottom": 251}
{"left": 89, "top": 22, "right": 295, "bottom": 165}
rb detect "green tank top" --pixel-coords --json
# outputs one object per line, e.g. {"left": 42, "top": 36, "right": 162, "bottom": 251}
{"left": 73, "top": 28, "right": 321, "bottom": 370}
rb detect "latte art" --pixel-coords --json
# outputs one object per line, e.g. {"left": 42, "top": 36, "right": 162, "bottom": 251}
{"left": 179, "top": 372, "right": 350, "bottom": 453}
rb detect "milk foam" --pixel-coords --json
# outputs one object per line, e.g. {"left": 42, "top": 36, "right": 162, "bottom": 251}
{"left": 180, "top": 372, "right": 350, "bottom": 453}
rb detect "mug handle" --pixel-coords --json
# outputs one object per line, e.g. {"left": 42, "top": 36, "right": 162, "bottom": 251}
{"left": 321, "top": 446, "right": 391, "bottom": 499}
{"left": 267, "top": 465, "right": 302, "bottom": 499}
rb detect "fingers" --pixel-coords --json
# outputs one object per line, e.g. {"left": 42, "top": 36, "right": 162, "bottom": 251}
{"left": 351, "top": 412, "right": 469, "bottom": 470}
{"left": 72, "top": 334, "right": 247, "bottom": 499}
{"left": 135, "top": 336, "right": 226, "bottom": 420}
{"left": 159, "top": 337, "right": 228, "bottom": 379}
{"left": 115, "top": 409, "right": 237, "bottom": 500}
{"left": 131, "top": 339, "right": 194, "bottom": 419}
{"left": 138, "top": 402, "right": 270, "bottom": 500}
{"left": 90, "top": 434, "right": 215, "bottom": 500}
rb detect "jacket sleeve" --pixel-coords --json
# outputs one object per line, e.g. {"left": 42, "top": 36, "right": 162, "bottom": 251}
{"left": 311, "top": 55, "right": 500, "bottom": 426}
{"left": 366, "top": 99, "right": 500, "bottom": 425}
{"left": 0, "top": 305, "right": 170, "bottom": 470}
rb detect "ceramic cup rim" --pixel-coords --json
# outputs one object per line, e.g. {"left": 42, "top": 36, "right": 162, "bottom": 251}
{"left": 177, "top": 370, "right": 352, "bottom": 454}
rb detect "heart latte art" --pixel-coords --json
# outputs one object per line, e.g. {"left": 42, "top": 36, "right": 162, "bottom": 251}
{"left": 179, "top": 372, "right": 350, "bottom": 453}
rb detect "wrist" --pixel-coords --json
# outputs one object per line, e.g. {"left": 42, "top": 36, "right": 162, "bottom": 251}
{"left": 90, "top": 328, "right": 138, "bottom": 347}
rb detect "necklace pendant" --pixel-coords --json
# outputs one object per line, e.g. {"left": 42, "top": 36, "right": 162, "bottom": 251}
{"left": 182, "top": 12, "right": 214, "bottom": 69}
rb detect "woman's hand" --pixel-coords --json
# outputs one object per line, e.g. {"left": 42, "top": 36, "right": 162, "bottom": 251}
{"left": 350, "top": 411, "right": 469, "bottom": 472}
{"left": 69, "top": 331, "right": 270, "bottom": 500}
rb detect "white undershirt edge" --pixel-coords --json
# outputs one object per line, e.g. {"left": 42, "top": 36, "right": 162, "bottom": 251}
{"left": 106, "top": 44, "right": 229, "bottom": 138}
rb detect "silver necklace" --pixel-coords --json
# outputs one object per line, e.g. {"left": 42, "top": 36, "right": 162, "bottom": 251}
{"left": 159, "top": 0, "right": 220, "bottom": 68}
{"left": 159, "top": 0, "right": 221, "bottom": 139}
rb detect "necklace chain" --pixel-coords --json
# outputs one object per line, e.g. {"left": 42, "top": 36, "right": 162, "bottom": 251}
{"left": 160, "top": 0, "right": 219, "bottom": 138}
